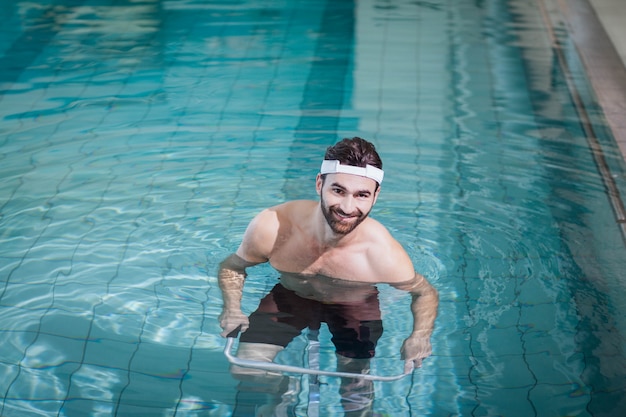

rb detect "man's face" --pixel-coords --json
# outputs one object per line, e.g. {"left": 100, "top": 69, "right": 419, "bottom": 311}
{"left": 317, "top": 173, "right": 380, "bottom": 235}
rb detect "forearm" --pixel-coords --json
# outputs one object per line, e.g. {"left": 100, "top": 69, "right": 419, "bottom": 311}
{"left": 409, "top": 282, "right": 439, "bottom": 336}
{"left": 398, "top": 276, "right": 439, "bottom": 369}
{"left": 218, "top": 254, "right": 249, "bottom": 312}
{"left": 219, "top": 270, "right": 245, "bottom": 312}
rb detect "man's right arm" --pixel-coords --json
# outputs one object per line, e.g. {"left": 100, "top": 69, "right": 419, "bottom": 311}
{"left": 217, "top": 208, "right": 279, "bottom": 337}
{"left": 218, "top": 253, "right": 255, "bottom": 337}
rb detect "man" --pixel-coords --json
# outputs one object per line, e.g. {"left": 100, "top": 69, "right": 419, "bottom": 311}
{"left": 219, "top": 137, "right": 438, "bottom": 415}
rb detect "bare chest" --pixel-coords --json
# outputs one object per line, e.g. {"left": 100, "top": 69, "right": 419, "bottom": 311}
{"left": 269, "top": 234, "right": 373, "bottom": 281}
{"left": 278, "top": 272, "right": 379, "bottom": 303}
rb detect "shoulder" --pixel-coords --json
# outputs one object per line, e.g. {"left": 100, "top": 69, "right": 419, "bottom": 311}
{"left": 236, "top": 200, "right": 316, "bottom": 263}
{"left": 360, "top": 218, "right": 415, "bottom": 283}
{"left": 274, "top": 200, "right": 317, "bottom": 215}
{"left": 248, "top": 200, "right": 313, "bottom": 226}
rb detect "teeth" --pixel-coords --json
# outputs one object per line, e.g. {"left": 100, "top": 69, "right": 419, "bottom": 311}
{"left": 332, "top": 209, "right": 357, "bottom": 220}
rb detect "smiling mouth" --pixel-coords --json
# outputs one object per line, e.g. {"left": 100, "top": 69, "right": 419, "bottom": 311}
{"left": 332, "top": 209, "right": 359, "bottom": 221}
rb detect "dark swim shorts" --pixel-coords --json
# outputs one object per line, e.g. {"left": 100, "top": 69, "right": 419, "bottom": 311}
{"left": 240, "top": 284, "right": 383, "bottom": 359}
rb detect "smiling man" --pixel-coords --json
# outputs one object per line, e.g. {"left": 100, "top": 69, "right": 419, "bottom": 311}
{"left": 218, "top": 137, "right": 439, "bottom": 415}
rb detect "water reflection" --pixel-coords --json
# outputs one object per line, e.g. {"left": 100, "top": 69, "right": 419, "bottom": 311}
{"left": 1, "top": 0, "right": 626, "bottom": 415}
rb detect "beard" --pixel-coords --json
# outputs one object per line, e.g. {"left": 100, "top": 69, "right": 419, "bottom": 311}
{"left": 320, "top": 194, "right": 370, "bottom": 235}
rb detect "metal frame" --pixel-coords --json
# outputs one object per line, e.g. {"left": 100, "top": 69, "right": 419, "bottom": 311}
{"left": 223, "top": 337, "right": 411, "bottom": 381}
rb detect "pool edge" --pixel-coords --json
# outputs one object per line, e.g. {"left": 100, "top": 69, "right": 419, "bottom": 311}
{"left": 564, "top": 0, "right": 626, "bottom": 163}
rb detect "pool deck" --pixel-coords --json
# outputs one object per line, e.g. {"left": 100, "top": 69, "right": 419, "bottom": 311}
{"left": 589, "top": 0, "right": 626, "bottom": 68}
{"left": 577, "top": 0, "right": 626, "bottom": 160}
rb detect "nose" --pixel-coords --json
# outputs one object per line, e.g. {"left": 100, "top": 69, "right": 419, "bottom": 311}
{"left": 339, "top": 196, "right": 356, "bottom": 214}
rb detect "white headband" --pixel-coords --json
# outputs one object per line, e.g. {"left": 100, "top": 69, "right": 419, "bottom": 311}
{"left": 320, "top": 160, "right": 384, "bottom": 184}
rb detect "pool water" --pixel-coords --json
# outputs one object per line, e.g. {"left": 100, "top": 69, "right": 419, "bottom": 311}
{"left": 1, "top": 0, "right": 626, "bottom": 416}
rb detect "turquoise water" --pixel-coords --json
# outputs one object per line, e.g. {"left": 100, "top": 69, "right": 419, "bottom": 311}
{"left": 1, "top": 0, "right": 626, "bottom": 416}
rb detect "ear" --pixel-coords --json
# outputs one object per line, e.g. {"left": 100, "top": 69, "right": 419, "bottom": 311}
{"left": 315, "top": 173, "right": 323, "bottom": 195}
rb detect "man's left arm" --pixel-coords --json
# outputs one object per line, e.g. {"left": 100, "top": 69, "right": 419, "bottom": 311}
{"left": 393, "top": 273, "right": 439, "bottom": 372}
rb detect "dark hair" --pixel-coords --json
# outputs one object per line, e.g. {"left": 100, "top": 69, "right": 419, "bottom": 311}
{"left": 324, "top": 137, "right": 382, "bottom": 170}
